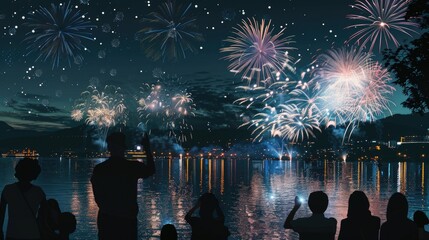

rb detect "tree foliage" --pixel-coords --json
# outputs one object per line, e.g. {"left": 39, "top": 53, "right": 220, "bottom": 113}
{"left": 383, "top": 0, "right": 429, "bottom": 114}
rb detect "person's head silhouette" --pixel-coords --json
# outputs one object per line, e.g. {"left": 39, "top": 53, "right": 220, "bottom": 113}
{"left": 14, "top": 158, "right": 41, "bottom": 182}
{"left": 347, "top": 190, "right": 371, "bottom": 218}
{"left": 59, "top": 212, "right": 77, "bottom": 235}
{"left": 45, "top": 199, "right": 61, "bottom": 229}
{"left": 160, "top": 224, "right": 177, "bottom": 240}
{"left": 199, "top": 192, "right": 218, "bottom": 219}
{"left": 106, "top": 132, "right": 126, "bottom": 157}
{"left": 386, "top": 192, "right": 408, "bottom": 221}
{"left": 308, "top": 191, "right": 329, "bottom": 214}
{"left": 413, "top": 210, "right": 429, "bottom": 228}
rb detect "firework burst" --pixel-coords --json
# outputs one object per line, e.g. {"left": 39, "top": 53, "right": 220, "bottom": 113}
{"left": 137, "top": 1, "right": 203, "bottom": 61}
{"left": 349, "top": 61, "right": 395, "bottom": 122}
{"left": 287, "top": 71, "right": 324, "bottom": 120}
{"left": 24, "top": 2, "right": 95, "bottom": 68}
{"left": 235, "top": 61, "right": 326, "bottom": 142}
{"left": 137, "top": 73, "right": 195, "bottom": 143}
{"left": 221, "top": 18, "right": 295, "bottom": 87}
{"left": 317, "top": 48, "right": 374, "bottom": 125}
{"left": 234, "top": 79, "right": 295, "bottom": 109}
{"left": 278, "top": 104, "right": 322, "bottom": 143}
{"left": 236, "top": 67, "right": 323, "bottom": 143}
{"left": 71, "top": 85, "right": 127, "bottom": 146}
{"left": 316, "top": 47, "right": 394, "bottom": 142}
{"left": 242, "top": 103, "right": 321, "bottom": 143}
{"left": 346, "top": 0, "right": 419, "bottom": 52}
{"left": 235, "top": 47, "right": 394, "bottom": 144}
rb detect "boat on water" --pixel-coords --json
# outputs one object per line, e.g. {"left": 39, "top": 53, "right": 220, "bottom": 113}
{"left": 1, "top": 149, "right": 39, "bottom": 158}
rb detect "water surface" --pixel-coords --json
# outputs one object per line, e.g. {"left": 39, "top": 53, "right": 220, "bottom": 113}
{"left": 0, "top": 158, "right": 428, "bottom": 239}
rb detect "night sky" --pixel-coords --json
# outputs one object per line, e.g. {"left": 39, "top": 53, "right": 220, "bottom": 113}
{"left": 0, "top": 0, "right": 414, "bottom": 132}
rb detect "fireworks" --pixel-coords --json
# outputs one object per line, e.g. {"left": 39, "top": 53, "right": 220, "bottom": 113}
{"left": 317, "top": 47, "right": 394, "bottom": 142}
{"left": 234, "top": 63, "right": 324, "bottom": 143}
{"left": 221, "top": 18, "right": 295, "bottom": 87}
{"left": 71, "top": 85, "right": 127, "bottom": 145}
{"left": 348, "top": 61, "right": 395, "bottom": 123}
{"left": 24, "top": 2, "right": 95, "bottom": 68}
{"left": 346, "top": 0, "right": 419, "bottom": 52}
{"left": 71, "top": 109, "right": 83, "bottom": 121}
{"left": 234, "top": 79, "right": 295, "bottom": 109}
{"left": 137, "top": 1, "right": 203, "bottom": 61}
{"left": 242, "top": 103, "right": 321, "bottom": 143}
{"left": 236, "top": 68, "right": 321, "bottom": 143}
{"left": 317, "top": 47, "right": 372, "bottom": 125}
{"left": 235, "top": 46, "right": 394, "bottom": 144}
{"left": 278, "top": 105, "right": 321, "bottom": 143}
{"left": 287, "top": 72, "right": 324, "bottom": 120}
{"left": 137, "top": 73, "right": 195, "bottom": 143}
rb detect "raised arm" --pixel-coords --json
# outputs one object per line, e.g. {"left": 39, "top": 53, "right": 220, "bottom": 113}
{"left": 185, "top": 199, "right": 200, "bottom": 223}
{"left": 0, "top": 191, "right": 7, "bottom": 240}
{"left": 283, "top": 196, "right": 301, "bottom": 229}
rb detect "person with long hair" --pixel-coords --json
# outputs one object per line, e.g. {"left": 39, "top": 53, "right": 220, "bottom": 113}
{"left": 338, "top": 191, "right": 380, "bottom": 240}
{"left": 380, "top": 192, "right": 418, "bottom": 240}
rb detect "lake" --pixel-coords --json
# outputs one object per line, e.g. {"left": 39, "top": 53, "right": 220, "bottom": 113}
{"left": 1, "top": 158, "right": 428, "bottom": 239}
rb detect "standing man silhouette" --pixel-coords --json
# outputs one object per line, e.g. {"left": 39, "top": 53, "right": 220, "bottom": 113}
{"left": 91, "top": 132, "right": 155, "bottom": 240}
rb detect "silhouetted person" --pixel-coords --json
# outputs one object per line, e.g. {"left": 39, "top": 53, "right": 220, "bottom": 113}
{"left": 58, "top": 212, "right": 77, "bottom": 240}
{"left": 40, "top": 200, "right": 76, "bottom": 240}
{"left": 46, "top": 198, "right": 61, "bottom": 228}
{"left": 91, "top": 132, "right": 155, "bottom": 240}
{"left": 338, "top": 190, "right": 380, "bottom": 240}
{"left": 185, "top": 193, "right": 230, "bottom": 240}
{"left": 38, "top": 198, "right": 62, "bottom": 239}
{"left": 0, "top": 158, "right": 46, "bottom": 240}
{"left": 161, "top": 224, "right": 177, "bottom": 240}
{"left": 413, "top": 210, "right": 429, "bottom": 240}
{"left": 284, "top": 191, "right": 337, "bottom": 240}
{"left": 380, "top": 192, "right": 418, "bottom": 240}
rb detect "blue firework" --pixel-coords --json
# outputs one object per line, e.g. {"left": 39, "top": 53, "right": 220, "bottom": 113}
{"left": 138, "top": 1, "right": 203, "bottom": 61}
{"left": 24, "top": 2, "right": 95, "bottom": 68}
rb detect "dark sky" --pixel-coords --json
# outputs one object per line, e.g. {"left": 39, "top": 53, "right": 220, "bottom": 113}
{"left": 0, "top": 0, "right": 413, "bottom": 132}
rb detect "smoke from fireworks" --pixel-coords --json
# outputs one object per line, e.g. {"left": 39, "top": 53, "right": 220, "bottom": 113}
{"left": 346, "top": 0, "right": 419, "bottom": 52}
{"left": 137, "top": 1, "right": 203, "bottom": 61}
{"left": 71, "top": 85, "right": 127, "bottom": 147}
{"left": 24, "top": 2, "right": 95, "bottom": 68}
{"left": 221, "top": 18, "right": 295, "bottom": 87}
{"left": 137, "top": 73, "right": 195, "bottom": 143}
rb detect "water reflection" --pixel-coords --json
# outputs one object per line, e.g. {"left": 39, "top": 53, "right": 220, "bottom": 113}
{"left": 1, "top": 158, "right": 429, "bottom": 239}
